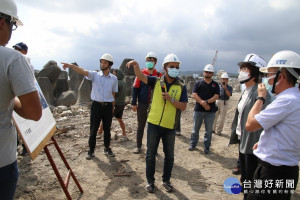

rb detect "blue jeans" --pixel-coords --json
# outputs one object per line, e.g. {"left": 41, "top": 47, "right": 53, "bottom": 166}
{"left": 189, "top": 111, "right": 215, "bottom": 150}
{"left": 146, "top": 122, "right": 175, "bottom": 184}
{"left": 0, "top": 161, "right": 19, "bottom": 200}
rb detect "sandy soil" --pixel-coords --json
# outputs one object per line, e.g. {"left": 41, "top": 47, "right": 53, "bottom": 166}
{"left": 15, "top": 92, "right": 300, "bottom": 200}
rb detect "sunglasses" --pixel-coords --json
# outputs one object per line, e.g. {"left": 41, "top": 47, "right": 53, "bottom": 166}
{"left": 204, "top": 71, "right": 213, "bottom": 74}
{"left": 1, "top": 13, "right": 18, "bottom": 31}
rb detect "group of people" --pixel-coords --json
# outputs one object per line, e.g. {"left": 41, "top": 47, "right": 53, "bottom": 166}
{"left": 1, "top": 0, "right": 300, "bottom": 199}
{"left": 228, "top": 52, "right": 300, "bottom": 200}
{"left": 62, "top": 50, "right": 300, "bottom": 200}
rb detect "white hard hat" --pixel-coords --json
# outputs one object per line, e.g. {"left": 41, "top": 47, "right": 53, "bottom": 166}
{"left": 162, "top": 54, "right": 181, "bottom": 66}
{"left": 261, "top": 50, "right": 300, "bottom": 80}
{"left": 238, "top": 53, "right": 266, "bottom": 68}
{"left": 221, "top": 73, "right": 229, "bottom": 79}
{"left": 145, "top": 52, "right": 157, "bottom": 60}
{"left": 0, "top": 0, "right": 23, "bottom": 26}
{"left": 100, "top": 53, "right": 113, "bottom": 63}
{"left": 204, "top": 64, "right": 214, "bottom": 72}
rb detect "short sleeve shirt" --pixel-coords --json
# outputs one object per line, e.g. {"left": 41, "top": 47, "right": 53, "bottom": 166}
{"left": 0, "top": 47, "right": 37, "bottom": 167}
{"left": 193, "top": 79, "right": 220, "bottom": 112}
{"left": 219, "top": 84, "right": 232, "bottom": 100}
{"left": 254, "top": 87, "right": 300, "bottom": 166}
{"left": 87, "top": 71, "right": 118, "bottom": 102}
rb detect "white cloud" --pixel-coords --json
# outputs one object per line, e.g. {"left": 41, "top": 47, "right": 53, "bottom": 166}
{"left": 7, "top": 0, "right": 300, "bottom": 73}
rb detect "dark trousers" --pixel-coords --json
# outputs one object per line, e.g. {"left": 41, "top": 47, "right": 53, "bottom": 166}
{"left": 146, "top": 123, "right": 175, "bottom": 184}
{"left": 240, "top": 152, "right": 258, "bottom": 200}
{"left": 0, "top": 161, "right": 19, "bottom": 200}
{"left": 247, "top": 159, "right": 299, "bottom": 200}
{"left": 136, "top": 103, "right": 149, "bottom": 148}
{"left": 174, "top": 109, "right": 181, "bottom": 132}
{"left": 89, "top": 101, "right": 113, "bottom": 152}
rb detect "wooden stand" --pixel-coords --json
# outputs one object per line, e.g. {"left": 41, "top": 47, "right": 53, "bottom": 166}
{"left": 44, "top": 137, "right": 83, "bottom": 200}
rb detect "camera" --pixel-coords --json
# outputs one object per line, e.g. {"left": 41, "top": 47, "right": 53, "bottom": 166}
{"left": 222, "top": 82, "right": 226, "bottom": 85}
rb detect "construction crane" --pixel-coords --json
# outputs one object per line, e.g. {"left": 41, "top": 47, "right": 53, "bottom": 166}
{"left": 211, "top": 50, "right": 218, "bottom": 72}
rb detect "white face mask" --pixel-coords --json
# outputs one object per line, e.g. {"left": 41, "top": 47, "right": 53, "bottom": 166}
{"left": 238, "top": 71, "right": 250, "bottom": 82}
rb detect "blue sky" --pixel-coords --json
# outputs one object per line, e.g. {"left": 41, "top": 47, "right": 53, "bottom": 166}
{"left": 8, "top": 0, "right": 300, "bottom": 74}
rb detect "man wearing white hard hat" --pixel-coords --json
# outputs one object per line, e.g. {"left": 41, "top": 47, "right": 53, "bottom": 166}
{"left": 61, "top": 53, "right": 118, "bottom": 159}
{"left": 188, "top": 64, "right": 220, "bottom": 154}
{"left": 127, "top": 54, "right": 188, "bottom": 193}
{"left": 0, "top": 0, "right": 42, "bottom": 199}
{"left": 228, "top": 53, "right": 272, "bottom": 199}
{"left": 131, "top": 52, "right": 162, "bottom": 154}
{"left": 212, "top": 72, "right": 233, "bottom": 135}
{"left": 246, "top": 50, "right": 300, "bottom": 200}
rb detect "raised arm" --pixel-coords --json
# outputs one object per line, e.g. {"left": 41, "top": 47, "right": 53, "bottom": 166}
{"left": 61, "top": 62, "right": 89, "bottom": 77}
{"left": 126, "top": 60, "right": 148, "bottom": 84}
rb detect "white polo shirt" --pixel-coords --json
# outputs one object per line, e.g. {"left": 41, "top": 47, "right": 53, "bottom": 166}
{"left": 87, "top": 71, "right": 118, "bottom": 102}
{"left": 254, "top": 87, "right": 300, "bottom": 166}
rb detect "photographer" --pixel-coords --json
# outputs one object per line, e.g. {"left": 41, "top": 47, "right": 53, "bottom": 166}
{"left": 212, "top": 73, "right": 232, "bottom": 135}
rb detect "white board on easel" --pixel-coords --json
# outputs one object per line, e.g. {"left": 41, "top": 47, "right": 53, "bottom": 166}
{"left": 13, "top": 81, "right": 56, "bottom": 160}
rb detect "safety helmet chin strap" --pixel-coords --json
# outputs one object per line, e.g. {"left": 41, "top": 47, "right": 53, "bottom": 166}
{"left": 239, "top": 76, "right": 253, "bottom": 84}
{"left": 271, "top": 70, "right": 281, "bottom": 94}
{"left": 101, "top": 65, "right": 110, "bottom": 71}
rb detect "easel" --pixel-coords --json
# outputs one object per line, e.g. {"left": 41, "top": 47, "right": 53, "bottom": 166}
{"left": 43, "top": 136, "right": 83, "bottom": 200}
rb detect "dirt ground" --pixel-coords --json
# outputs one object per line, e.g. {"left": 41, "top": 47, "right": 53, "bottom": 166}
{"left": 15, "top": 92, "right": 300, "bottom": 200}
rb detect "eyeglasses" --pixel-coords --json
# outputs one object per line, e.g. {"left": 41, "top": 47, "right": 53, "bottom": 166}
{"left": 204, "top": 71, "right": 213, "bottom": 74}
{"left": 9, "top": 19, "right": 17, "bottom": 31}
{"left": 2, "top": 15, "right": 18, "bottom": 31}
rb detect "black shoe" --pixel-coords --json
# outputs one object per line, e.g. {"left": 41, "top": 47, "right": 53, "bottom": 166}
{"left": 133, "top": 148, "right": 141, "bottom": 154}
{"left": 204, "top": 148, "right": 210, "bottom": 154}
{"left": 162, "top": 181, "right": 174, "bottom": 192}
{"left": 188, "top": 146, "right": 195, "bottom": 151}
{"left": 86, "top": 151, "right": 95, "bottom": 160}
{"left": 145, "top": 183, "right": 155, "bottom": 193}
{"left": 104, "top": 148, "right": 115, "bottom": 157}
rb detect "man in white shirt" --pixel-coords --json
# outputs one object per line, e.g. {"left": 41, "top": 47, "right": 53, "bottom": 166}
{"left": 246, "top": 50, "right": 300, "bottom": 200}
{"left": 62, "top": 53, "right": 118, "bottom": 159}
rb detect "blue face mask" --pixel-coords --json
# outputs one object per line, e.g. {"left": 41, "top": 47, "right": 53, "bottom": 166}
{"left": 262, "top": 75, "right": 276, "bottom": 91}
{"left": 168, "top": 68, "right": 179, "bottom": 78}
{"left": 146, "top": 62, "right": 154, "bottom": 69}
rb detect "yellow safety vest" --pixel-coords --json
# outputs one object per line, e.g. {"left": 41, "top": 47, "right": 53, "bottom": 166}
{"left": 147, "top": 77, "right": 183, "bottom": 129}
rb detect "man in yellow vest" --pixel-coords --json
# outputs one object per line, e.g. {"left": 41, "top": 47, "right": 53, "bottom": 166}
{"left": 127, "top": 54, "right": 188, "bottom": 193}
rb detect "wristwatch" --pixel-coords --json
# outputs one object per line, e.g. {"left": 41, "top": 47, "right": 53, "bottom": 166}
{"left": 171, "top": 98, "right": 175, "bottom": 103}
{"left": 256, "top": 96, "right": 265, "bottom": 104}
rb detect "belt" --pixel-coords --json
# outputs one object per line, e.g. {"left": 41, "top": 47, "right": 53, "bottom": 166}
{"left": 94, "top": 101, "right": 112, "bottom": 106}
{"left": 258, "top": 158, "right": 273, "bottom": 167}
